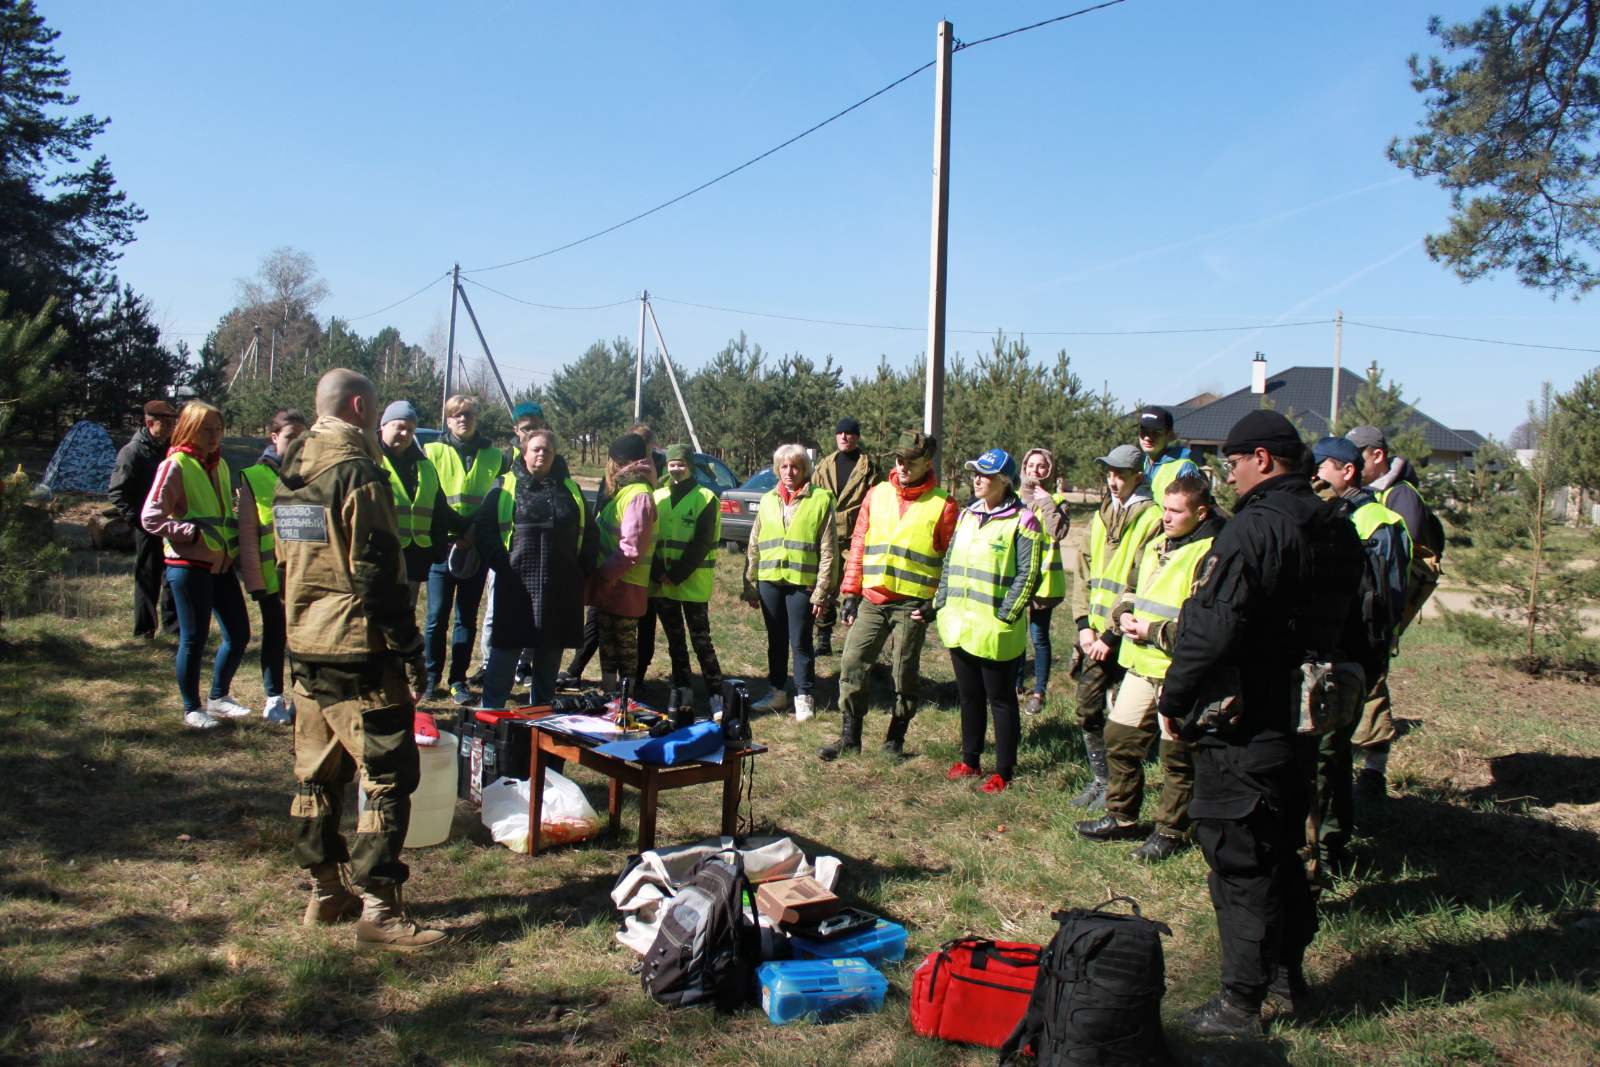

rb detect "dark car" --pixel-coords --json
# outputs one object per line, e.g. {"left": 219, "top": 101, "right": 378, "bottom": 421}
{"left": 717, "top": 467, "right": 775, "bottom": 549}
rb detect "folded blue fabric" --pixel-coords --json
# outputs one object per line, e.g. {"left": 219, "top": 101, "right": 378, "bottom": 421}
{"left": 594, "top": 720, "right": 725, "bottom": 765}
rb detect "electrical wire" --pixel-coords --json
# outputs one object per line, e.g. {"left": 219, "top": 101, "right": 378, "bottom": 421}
{"left": 1343, "top": 319, "right": 1600, "bottom": 355}
{"left": 461, "top": 276, "right": 635, "bottom": 311}
{"left": 347, "top": 270, "right": 452, "bottom": 321}
{"left": 462, "top": 2, "right": 1134, "bottom": 274}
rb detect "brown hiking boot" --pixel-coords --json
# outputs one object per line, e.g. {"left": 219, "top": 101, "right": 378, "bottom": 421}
{"left": 355, "top": 885, "right": 446, "bottom": 953}
{"left": 302, "top": 864, "right": 363, "bottom": 927}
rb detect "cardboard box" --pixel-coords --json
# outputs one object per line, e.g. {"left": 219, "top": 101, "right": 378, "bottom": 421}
{"left": 756, "top": 876, "right": 842, "bottom": 927}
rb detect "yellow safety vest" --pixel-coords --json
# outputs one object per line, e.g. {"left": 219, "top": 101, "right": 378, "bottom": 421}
{"left": 164, "top": 452, "right": 237, "bottom": 561}
{"left": 381, "top": 451, "right": 439, "bottom": 550}
{"left": 240, "top": 463, "right": 281, "bottom": 594}
{"left": 496, "top": 471, "right": 587, "bottom": 552}
{"left": 1034, "top": 490, "right": 1070, "bottom": 600}
{"left": 1117, "top": 534, "right": 1215, "bottom": 680}
{"left": 754, "top": 485, "right": 834, "bottom": 586}
{"left": 598, "top": 481, "right": 653, "bottom": 587}
{"left": 424, "top": 439, "right": 501, "bottom": 519}
{"left": 936, "top": 506, "right": 1038, "bottom": 661}
{"left": 860, "top": 480, "right": 948, "bottom": 599}
{"left": 1355, "top": 497, "right": 1411, "bottom": 561}
{"left": 1084, "top": 501, "right": 1163, "bottom": 634}
{"left": 1146, "top": 452, "right": 1194, "bottom": 499}
{"left": 651, "top": 482, "right": 720, "bottom": 602}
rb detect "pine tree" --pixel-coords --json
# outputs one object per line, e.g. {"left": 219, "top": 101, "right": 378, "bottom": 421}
{"left": 1334, "top": 362, "right": 1432, "bottom": 463}
{"left": 1555, "top": 365, "right": 1600, "bottom": 501}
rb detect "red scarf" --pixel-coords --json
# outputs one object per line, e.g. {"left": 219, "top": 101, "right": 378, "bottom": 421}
{"left": 777, "top": 480, "right": 804, "bottom": 505}
{"left": 170, "top": 442, "right": 220, "bottom": 474}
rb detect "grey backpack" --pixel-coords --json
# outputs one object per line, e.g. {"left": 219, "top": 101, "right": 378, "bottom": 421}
{"left": 641, "top": 852, "right": 760, "bottom": 1011}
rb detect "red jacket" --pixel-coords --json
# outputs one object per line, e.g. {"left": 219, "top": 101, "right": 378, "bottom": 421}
{"left": 841, "top": 470, "right": 960, "bottom": 604}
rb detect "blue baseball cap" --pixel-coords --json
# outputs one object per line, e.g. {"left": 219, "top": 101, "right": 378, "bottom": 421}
{"left": 1312, "top": 436, "right": 1361, "bottom": 469}
{"left": 964, "top": 447, "right": 1018, "bottom": 483}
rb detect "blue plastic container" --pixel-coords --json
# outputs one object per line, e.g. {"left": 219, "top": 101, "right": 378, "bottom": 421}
{"left": 757, "top": 958, "right": 888, "bottom": 1025}
{"left": 788, "top": 919, "right": 908, "bottom": 966}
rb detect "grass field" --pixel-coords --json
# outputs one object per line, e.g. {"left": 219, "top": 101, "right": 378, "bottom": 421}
{"left": 2, "top": 545, "right": 1599, "bottom": 1066}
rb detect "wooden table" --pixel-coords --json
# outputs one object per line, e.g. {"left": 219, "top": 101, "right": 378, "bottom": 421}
{"left": 527, "top": 723, "right": 766, "bottom": 854}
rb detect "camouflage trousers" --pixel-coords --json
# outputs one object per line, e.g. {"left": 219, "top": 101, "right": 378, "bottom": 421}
{"left": 653, "top": 597, "right": 724, "bottom": 695}
{"left": 288, "top": 656, "right": 419, "bottom": 889}
{"left": 596, "top": 610, "right": 641, "bottom": 682}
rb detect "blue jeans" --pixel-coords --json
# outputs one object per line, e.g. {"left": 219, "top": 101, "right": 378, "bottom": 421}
{"left": 424, "top": 562, "right": 487, "bottom": 685}
{"left": 1015, "top": 604, "right": 1055, "bottom": 695}
{"left": 481, "top": 645, "right": 564, "bottom": 709}
{"left": 757, "top": 581, "right": 815, "bottom": 696}
{"left": 167, "top": 565, "right": 250, "bottom": 713}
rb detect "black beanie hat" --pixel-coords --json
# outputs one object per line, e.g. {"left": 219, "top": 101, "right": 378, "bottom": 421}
{"left": 609, "top": 433, "right": 648, "bottom": 464}
{"left": 1221, "top": 410, "right": 1304, "bottom": 458}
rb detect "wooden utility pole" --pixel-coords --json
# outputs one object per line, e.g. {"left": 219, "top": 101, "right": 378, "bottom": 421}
{"left": 924, "top": 20, "right": 953, "bottom": 446}
{"left": 443, "top": 263, "right": 460, "bottom": 417}
{"left": 1330, "top": 309, "right": 1343, "bottom": 428}
{"left": 635, "top": 290, "right": 648, "bottom": 421}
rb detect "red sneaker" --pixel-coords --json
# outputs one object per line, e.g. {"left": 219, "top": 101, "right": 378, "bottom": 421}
{"left": 413, "top": 710, "right": 440, "bottom": 747}
{"left": 981, "top": 774, "right": 1009, "bottom": 794}
{"left": 947, "top": 761, "right": 980, "bottom": 780}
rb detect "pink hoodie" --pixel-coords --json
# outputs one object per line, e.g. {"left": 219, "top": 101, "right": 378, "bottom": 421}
{"left": 586, "top": 460, "right": 658, "bottom": 617}
{"left": 141, "top": 455, "right": 235, "bottom": 573}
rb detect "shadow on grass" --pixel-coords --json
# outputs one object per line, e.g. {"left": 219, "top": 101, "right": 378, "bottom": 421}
{"left": 1463, "top": 751, "right": 1600, "bottom": 808}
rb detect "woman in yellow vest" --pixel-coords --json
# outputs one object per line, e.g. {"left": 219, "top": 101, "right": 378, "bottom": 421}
{"left": 139, "top": 401, "right": 252, "bottom": 731}
{"left": 1017, "top": 448, "right": 1072, "bottom": 717}
{"left": 238, "top": 408, "right": 308, "bottom": 725}
{"left": 933, "top": 449, "right": 1043, "bottom": 794}
{"left": 422, "top": 394, "right": 507, "bottom": 706}
{"left": 742, "top": 443, "right": 838, "bottom": 720}
{"left": 651, "top": 444, "right": 725, "bottom": 715}
{"left": 586, "top": 433, "right": 658, "bottom": 694}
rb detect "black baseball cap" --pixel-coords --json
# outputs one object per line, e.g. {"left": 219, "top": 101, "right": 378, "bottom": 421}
{"left": 1137, "top": 405, "right": 1174, "bottom": 432}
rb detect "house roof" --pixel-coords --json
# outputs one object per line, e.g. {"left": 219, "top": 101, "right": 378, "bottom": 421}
{"left": 1167, "top": 366, "right": 1480, "bottom": 455}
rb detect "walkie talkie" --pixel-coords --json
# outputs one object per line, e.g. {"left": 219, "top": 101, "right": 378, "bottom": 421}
{"left": 720, "top": 678, "right": 751, "bottom": 747}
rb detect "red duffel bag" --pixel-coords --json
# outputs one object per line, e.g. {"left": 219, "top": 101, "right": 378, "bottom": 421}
{"left": 910, "top": 937, "right": 1041, "bottom": 1048}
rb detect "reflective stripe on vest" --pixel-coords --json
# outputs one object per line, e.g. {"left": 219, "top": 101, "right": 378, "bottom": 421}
{"left": 497, "top": 472, "right": 588, "bottom": 554}
{"left": 165, "top": 452, "right": 237, "bottom": 561}
{"left": 754, "top": 486, "right": 833, "bottom": 586}
{"left": 1085, "top": 502, "right": 1162, "bottom": 633}
{"left": 936, "top": 508, "right": 1028, "bottom": 660}
{"left": 598, "top": 481, "right": 653, "bottom": 587}
{"left": 424, "top": 440, "right": 501, "bottom": 518}
{"left": 859, "top": 480, "right": 948, "bottom": 599}
{"left": 651, "top": 482, "right": 720, "bottom": 602}
{"left": 1117, "top": 535, "right": 1215, "bottom": 680}
{"left": 381, "top": 452, "right": 438, "bottom": 550}
{"left": 240, "top": 463, "right": 281, "bottom": 594}
{"left": 1036, "top": 491, "right": 1070, "bottom": 599}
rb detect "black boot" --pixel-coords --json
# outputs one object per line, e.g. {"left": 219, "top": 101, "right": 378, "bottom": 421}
{"left": 1183, "top": 991, "right": 1263, "bottom": 1037}
{"left": 1130, "top": 829, "right": 1188, "bottom": 864}
{"left": 817, "top": 714, "right": 862, "bottom": 761}
{"left": 1074, "top": 814, "right": 1143, "bottom": 840}
{"left": 1070, "top": 730, "right": 1109, "bottom": 809}
{"left": 881, "top": 715, "right": 911, "bottom": 757}
{"left": 814, "top": 628, "right": 833, "bottom": 657}
{"left": 1267, "top": 962, "right": 1311, "bottom": 1017}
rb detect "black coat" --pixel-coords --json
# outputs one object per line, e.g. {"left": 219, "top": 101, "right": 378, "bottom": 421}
{"left": 472, "top": 456, "right": 598, "bottom": 650}
{"left": 107, "top": 427, "right": 166, "bottom": 524}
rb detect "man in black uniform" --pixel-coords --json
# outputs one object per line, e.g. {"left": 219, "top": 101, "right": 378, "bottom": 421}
{"left": 108, "top": 399, "right": 179, "bottom": 637}
{"left": 1158, "top": 410, "right": 1363, "bottom": 1035}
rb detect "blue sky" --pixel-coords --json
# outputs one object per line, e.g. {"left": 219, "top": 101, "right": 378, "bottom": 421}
{"left": 45, "top": 1, "right": 1600, "bottom": 439}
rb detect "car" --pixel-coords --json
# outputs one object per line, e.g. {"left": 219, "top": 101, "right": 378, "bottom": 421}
{"left": 717, "top": 467, "right": 776, "bottom": 549}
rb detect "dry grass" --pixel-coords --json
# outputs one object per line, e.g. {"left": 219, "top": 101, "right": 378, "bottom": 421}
{"left": 1, "top": 549, "right": 1598, "bottom": 1066}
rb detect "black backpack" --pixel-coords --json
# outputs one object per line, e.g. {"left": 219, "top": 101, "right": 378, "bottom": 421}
{"left": 640, "top": 852, "right": 760, "bottom": 1011}
{"left": 997, "top": 898, "right": 1173, "bottom": 1066}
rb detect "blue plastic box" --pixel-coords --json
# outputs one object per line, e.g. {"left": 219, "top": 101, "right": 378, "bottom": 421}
{"left": 757, "top": 958, "right": 888, "bottom": 1025}
{"left": 788, "top": 919, "right": 908, "bottom": 966}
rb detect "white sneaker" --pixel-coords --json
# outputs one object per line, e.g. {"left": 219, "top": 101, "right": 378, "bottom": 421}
{"left": 262, "top": 695, "right": 292, "bottom": 724}
{"left": 207, "top": 695, "right": 253, "bottom": 719}
{"left": 793, "top": 694, "right": 815, "bottom": 722}
{"left": 709, "top": 694, "right": 724, "bottom": 722}
{"left": 183, "top": 709, "right": 221, "bottom": 730}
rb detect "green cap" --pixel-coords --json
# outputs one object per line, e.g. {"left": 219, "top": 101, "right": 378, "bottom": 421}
{"left": 894, "top": 429, "right": 936, "bottom": 461}
{"left": 665, "top": 444, "right": 693, "bottom": 463}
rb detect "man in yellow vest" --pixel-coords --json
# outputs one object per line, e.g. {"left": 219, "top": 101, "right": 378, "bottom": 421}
{"left": 1076, "top": 472, "right": 1222, "bottom": 862}
{"left": 1072, "top": 443, "right": 1164, "bottom": 810}
{"left": 650, "top": 444, "right": 726, "bottom": 715}
{"left": 820, "top": 430, "right": 959, "bottom": 760}
{"left": 1137, "top": 405, "right": 1199, "bottom": 499}
{"left": 422, "top": 394, "right": 507, "bottom": 706}
{"left": 1312, "top": 436, "right": 1410, "bottom": 871}
{"left": 812, "top": 416, "right": 881, "bottom": 657}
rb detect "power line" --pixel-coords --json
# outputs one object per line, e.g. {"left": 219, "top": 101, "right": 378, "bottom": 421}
{"left": 461, "top": 276, "right": 635, "bottom": 311}
{"left": 462, "top": 2, "right": 1134, "bottom": 274}
{"left": 1343, "top": 319, "right": 1600, "bottom": 354}
{"left": 347, "top": 270, "right": 452, "bottom": 322}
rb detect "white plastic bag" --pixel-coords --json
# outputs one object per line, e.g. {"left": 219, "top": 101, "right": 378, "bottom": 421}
{"left": 480, "top": 772, "right": 601, "bottom": 852}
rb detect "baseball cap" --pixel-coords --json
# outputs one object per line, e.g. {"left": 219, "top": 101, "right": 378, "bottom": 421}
{"left": 893, "top": 429, "right": 935, "bottom": 461}
{"left": 1345, "top": 425, "right": 1387, "bottom": 451}
{"left": 1312, "top": 436, "right": 1362, "bottom": 468}
{"left": 1221, "top": 410, "right": 1304, "bottom": 458}
{"left": 1095, "top": 443, "right": 1145, "bottom": 471}
{"left": 665, "top": 443, "right": 693, "bottom": 463}
{"left": 964, "top": 447, "right": 1019, "bottom": 482}
{"left": 1137, "top": 405, "right": 1174, "bottom": 432}
{"left": 512, "top": 401, "right": 544, "bottom": 423}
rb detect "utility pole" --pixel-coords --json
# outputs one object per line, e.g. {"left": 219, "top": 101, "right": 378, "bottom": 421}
{"left": 252, "top": 322, "right": 262, "bottom": 379}
{"left": 1330, "top": 308, "right": 1343, "bottom": 429}
{"left": 454, "top": 282, "right": 517, "bottom": 417}
{"left": 635, "top": 289, "right": 648, "bottom": 421}
{"left": 645, "top": 298, "right": 703, "bottom": 453}
{"left": 924, "top": 20, "right": 953, "bottom": 449}
{"left": 268, "top": 326, "right": 277, "bottom": 383}
{"left": 443, "top": 263, "right": 460, "bottom": 418}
